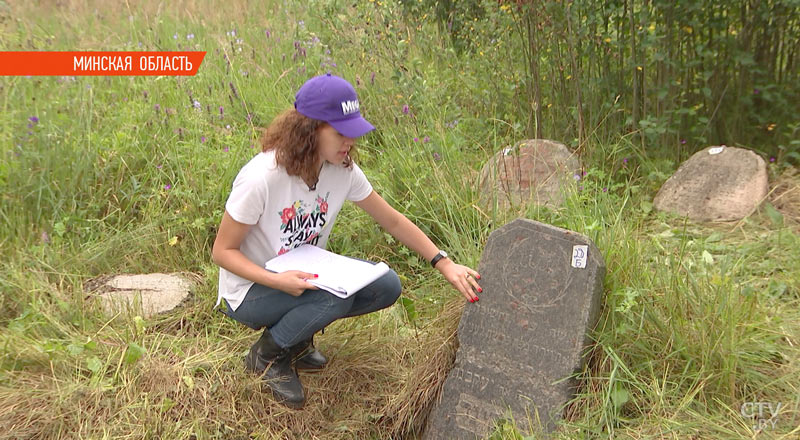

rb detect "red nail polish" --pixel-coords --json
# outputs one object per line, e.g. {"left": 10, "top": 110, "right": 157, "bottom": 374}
{"left": 478, "top": 287, "right": 483, "bottom": 293}
{"left": 475, "top": 296, "right": 480, "bottom": 301}
{"left": 476, "top": 275, "right": 481, "bottom": 280}
{"left": 314, "top": 274, "right": 319, "bottom": 278}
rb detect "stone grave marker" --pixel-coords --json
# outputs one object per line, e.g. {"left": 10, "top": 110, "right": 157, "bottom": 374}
{"left": 653, "top": 145, "right": 768, "bottom": 221}
{"left": 478, "top": 139, "right": 582, "bottom": 210}
{"left": 424, "top": 219, "right": 605, "bottom": 438}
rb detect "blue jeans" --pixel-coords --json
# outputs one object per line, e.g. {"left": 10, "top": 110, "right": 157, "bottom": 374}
{"left": 224, "top": 265, "right": 402, "bottom": 349}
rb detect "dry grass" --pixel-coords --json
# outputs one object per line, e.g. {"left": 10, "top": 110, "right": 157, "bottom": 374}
{"left": 0, "top": 295, "right": 463, "bottom": 440}
{"left": 769, "top": 167, "right": 800, "bottom": 232}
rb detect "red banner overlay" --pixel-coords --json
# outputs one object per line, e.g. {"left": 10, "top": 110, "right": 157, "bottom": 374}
{"left": 0, "top": 52, "right": 207, "bottom": 76}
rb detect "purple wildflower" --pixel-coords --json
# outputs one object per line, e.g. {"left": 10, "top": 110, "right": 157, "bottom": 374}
{"left": 265, "top": 29, "right": 271, "bottom": 38}
{"left": 413, "top": 137, "right": 419, "bottom": 142}
{"left": 246, "top": 113, "right": 253, "bottom": 123}
{"left": 402, "top": 105, "right": 409, "bottom": 115}
{"left": 223, "top": 147, "right": 230, "bottom": 152}
{"left": 680, "top": 139, "right": 687, "bottom": 144}
{"left": 155, "top": 104, "right": 161, "bottom": 113}
{"left": 156, "top": 164, "right": 163, "bottom": 169}
{"left": 193, "top": 100, "right": 201, "bottom": 109}
{"left": 173, "top": 33, "right": 178, "bottom": 40}
{"left": 201, "top": 136, "right": 207, "bottom": 143}
{"left": 219, "top": 106, "right": 224, "bottom": 115}
{"left": 573, "top": 174, "right": 581, "bottom": 181}
{"left": 187, "top": 33, "right": 195, "bottom": 40}
{"left": 423, "top": 136, "right": 430, "bottom": 143}
{"left": 433, "top": 152, "right": 442, "bottom": 161}
{"left": 29, "top": 116, "right": 39, "bottom": 123}
{"left": 603, "top": 187, "right": 608, "bottom": 192}
{"left": 754, "top": 89, "right": 760, "bottom": 94}
{"left": 622, "top": 158, "right": 629, "bottom": 164}
{"left": 164, "top": 184, "right": 172, "bottom": 190}
{"left": 41, "top": 231, "right": 50, "bottom": 244}
{"left": 770, "top": 157, "right": 776, "bottom": 163}
{"left": 370, "top": 72, "right": 375, "bottom": 85}
{"left": 143, "top": 91, "right": 149, "bottom": 99}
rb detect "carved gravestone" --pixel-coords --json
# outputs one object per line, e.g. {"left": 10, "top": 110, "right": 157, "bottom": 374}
{"left": 424, "top": 219, "right": 605, "bottom": 438}
{"left": 654, "top": 145, "right": 768, "bottom": 221}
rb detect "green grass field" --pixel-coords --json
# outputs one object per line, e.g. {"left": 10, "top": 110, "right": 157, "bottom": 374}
{"left": 2, "top": 1, "right": 799, "bottom": 439}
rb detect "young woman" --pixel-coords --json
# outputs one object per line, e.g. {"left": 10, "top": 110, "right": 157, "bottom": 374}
{"left": 212, "top": 74, "right": 482, "bottom": 409}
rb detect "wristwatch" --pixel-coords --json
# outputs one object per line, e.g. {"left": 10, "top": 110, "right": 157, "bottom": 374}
{"left": 430, "top": 250, "right": 448, "bottom": 268}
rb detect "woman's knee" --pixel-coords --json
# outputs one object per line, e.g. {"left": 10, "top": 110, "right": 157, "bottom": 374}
{"left": 380, "top": 269, "right": 402, "bottom": 304}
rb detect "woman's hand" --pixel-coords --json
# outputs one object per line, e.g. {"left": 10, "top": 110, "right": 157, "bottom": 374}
{"left": 435, "top": 259, "right": 482, "bottom": 303}
{"left": 272, "top": 271, "right": 320, "bottom": 296}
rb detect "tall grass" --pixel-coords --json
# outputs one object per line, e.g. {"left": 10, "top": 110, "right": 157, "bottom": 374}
{"left": 1, "top": 1, "right": 799, "bottom": 439}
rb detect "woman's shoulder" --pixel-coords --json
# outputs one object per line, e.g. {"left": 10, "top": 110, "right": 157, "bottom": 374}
{"left": 233, "top": 151, "right": 281, "bottom": 183}
{"left": 240, "top": 150, "right": 279, "bottom": 173}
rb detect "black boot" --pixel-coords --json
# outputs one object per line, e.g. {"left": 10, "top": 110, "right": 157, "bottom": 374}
{"left": 291, "top": 335, "right": 328, "bottom": 371}
{"left": 244, "top": 329, "right": 305, "bottom": 409}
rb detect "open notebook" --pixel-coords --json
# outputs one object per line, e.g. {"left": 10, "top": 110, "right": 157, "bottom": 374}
{"left": 264, "top": 244, "right": 391, "bottom": 298}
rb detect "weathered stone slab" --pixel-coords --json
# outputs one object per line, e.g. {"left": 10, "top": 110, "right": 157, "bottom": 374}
{"left": 86, "top": 273, "right": 198, "bottom": 318}
{"left": 478, "top": 139, "right": 582, "bottom": 210}
{"left": 654, "top": 145, "right": 768, "bottom": 221}
{"left": 424, "top": 219, "right": 605, "bottom": 438}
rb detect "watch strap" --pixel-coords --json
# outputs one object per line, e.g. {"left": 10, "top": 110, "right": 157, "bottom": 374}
{"left": 430, "top": 251, "right": 447, "bottom": 268}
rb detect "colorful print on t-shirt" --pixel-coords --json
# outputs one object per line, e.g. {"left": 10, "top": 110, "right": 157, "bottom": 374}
{"left": 277, "top": 192, "right": 330, "bottom": 255}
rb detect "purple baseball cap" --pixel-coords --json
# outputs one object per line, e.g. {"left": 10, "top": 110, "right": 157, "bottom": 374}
{"left": 294, "top": 74, "right": 375, "bottom": 138}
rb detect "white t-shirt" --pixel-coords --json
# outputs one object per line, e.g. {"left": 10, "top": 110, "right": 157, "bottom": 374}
{"left": 216, "top": 150, "right": 374, "bottom": 311}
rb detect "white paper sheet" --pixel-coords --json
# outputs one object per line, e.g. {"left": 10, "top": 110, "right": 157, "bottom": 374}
{"left": 264, "top": 244, "right": 391, "bottom": 298}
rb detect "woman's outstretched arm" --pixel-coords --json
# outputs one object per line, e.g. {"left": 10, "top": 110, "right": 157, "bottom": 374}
{"left": 354, "top": 191, "right": 482, "bottom": 302}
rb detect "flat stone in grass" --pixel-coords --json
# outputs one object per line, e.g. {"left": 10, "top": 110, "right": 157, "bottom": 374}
{"left": 86, "top": 273, "right": 198, "bottom": 318}
{"left": 423, "top": 219, "right": 605, "bottom": 438}
{"left": 654, "top": 145, "right": 768, "bottom": 221}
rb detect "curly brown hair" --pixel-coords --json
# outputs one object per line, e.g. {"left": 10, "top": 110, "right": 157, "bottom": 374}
{"left": 260, "top": 109, "right": 355, "bottom": 185}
